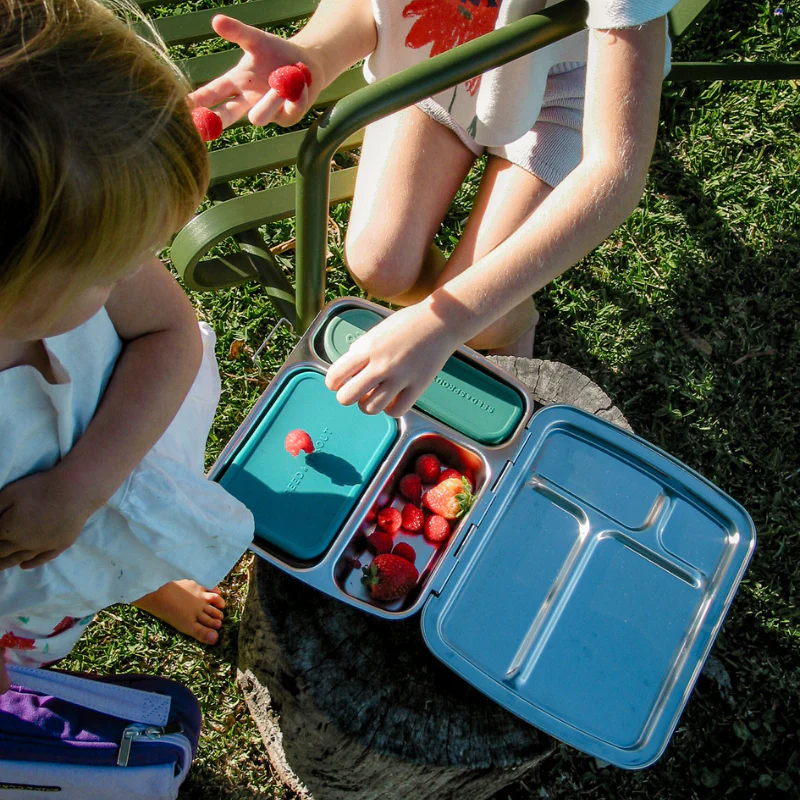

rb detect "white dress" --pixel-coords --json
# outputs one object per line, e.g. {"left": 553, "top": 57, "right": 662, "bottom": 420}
{"left": 0, "top": 308, "right": 254, "bottom": 662}
{"left": 365, "top": 0, "right": 677, "bottom": 147}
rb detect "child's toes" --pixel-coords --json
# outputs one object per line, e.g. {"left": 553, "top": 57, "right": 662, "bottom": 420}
{"left": 204, "top": 602, "right": 224, "bottom": 622}
{"left": 203, "top": 587, "right": 226, "bottom": 610}
{"left": 198, "top": 609, "right": 223, "bottom": 630}
{"left": 193, "top": 622, "right": 219, "bottom": 645}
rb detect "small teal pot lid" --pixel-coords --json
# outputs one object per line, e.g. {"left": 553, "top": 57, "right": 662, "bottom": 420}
{"left": 421, "top": 405, "right": 756, "bottom": 769}
{"left": 218, "top": 368, "right": 396, "bottom": 562}
{"left": 322, "top": 307, "right": 525, "bottom": 445}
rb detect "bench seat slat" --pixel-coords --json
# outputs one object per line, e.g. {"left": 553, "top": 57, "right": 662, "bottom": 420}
{"left": 140, "top": 0, "right": 318, "bottom": 49}
{"left": 173, "top": 167, "right": 359, "bottom": 290}
{"left": 210, "top": 129, "right": 363, "bottom": 186}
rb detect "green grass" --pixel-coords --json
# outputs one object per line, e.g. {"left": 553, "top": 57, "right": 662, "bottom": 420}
{"left": 64, "top": 1, "right": 799, "bottom": 797}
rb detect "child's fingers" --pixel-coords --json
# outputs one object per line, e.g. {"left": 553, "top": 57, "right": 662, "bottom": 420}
{"left": 19, "top": 550, "right": 59, "bottom": 570}
{"left": 188, "top": 75, "right": 238, "bottom": 112}
{"left": 334, "top": 366, "right": 382, "bottom": 407}
{"left": 273, "top": 88, "right": 310, "bottom": 127}
{"left": 326, "top": 348, "right": 370, "bottom": 392}
{"left": 249, "top": 89, "right": 287, "bottom": 127}
{"left": 358, "top": 381, "right": 399, "bottom": 415}
{"left": 384, "top": 386, "right": 419, "bottom": 418}
{"left": 0, "top": 549, "right": 38, "bottom": 571}
{"left": 212, "top": 96, "right": 252, "bottom": 129}
{"left": 211, "top": 14, "right": 266, "bottom": 54}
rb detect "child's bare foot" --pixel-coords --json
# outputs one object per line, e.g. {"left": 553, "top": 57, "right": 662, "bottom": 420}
{"left": 133, "top": 581, "right": 225, "bottom": 645}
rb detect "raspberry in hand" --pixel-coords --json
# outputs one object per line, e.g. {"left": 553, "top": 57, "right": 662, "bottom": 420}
{"left": 191, "top": 107, "right": 223, "bottom": 142}
{"left": 268, "top": 63, "right": 310, "bottom": 102}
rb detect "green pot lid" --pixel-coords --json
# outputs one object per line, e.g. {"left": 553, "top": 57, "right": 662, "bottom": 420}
{"left": 323, "top": 308, "right": 524, "bottom": 445}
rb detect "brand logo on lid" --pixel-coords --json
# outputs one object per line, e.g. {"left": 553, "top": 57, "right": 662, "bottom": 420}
{"left": 433, "top": 375, "right": 495, "bottom": 414}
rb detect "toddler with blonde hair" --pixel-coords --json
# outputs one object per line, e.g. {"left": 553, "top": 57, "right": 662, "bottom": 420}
{"left": 0, "top": 0, "right": 253, "bottom": 691}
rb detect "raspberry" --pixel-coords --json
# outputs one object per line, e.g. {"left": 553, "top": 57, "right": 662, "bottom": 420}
{"left": 376, "top": 506, "right": 402, "bottom": 534}
{"left": 366, "top": 531, "right": 393, "bottom": 555}
{"left": 415, "top": 453, "right": 441, "bottom": 483}
{"left": 424, "top": 514, "right": 451, "bottom": 544}
{"left": 268, "top": 64, "right": 307, "bottom": 102}
{"left": 294, "top": 61, "right": 312, "bottom": 86}
{"left": 191, "top": 107, "right": 223, "bottom": 142}
{"left": 285, "top": 429, "right": 314, "bottom": 456}
{"left": 392, "top": 542, "right": 416, "bottom": 564}
{"left": 401, "top": 503, "right": 424, "bottom": 532}
{"left": 399, "top": 473, "right": 422, "bottom": 505}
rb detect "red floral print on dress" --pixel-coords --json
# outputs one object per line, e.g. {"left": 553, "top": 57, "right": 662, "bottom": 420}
{"left": 403, "top": 0, "right": 502, "bottom": 57}
{"left": 0, "top": 632, "right": 36, "bottom": 650}
{"left": 403, "top": 0, "right": 502, "bottom": 98}
{"left": 50, "top": 617, "right": 78, "bottom": 637}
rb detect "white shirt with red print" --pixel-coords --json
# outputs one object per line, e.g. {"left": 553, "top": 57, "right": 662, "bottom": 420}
{"left": 365, "top": 0, "right": 676, "bottom": 146}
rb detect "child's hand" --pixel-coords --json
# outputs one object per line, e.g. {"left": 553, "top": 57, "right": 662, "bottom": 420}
{"left": 189, "top": 15, "right": 322, "bottom": 128}
{"left": 0, "top": 468, "right": 92, "bottom": 571}
{"left": 325, "top": 303, "right": 463, "bottom": 418}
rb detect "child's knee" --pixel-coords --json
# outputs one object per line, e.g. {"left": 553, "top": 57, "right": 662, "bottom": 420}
{"left": 344, "top": 231, "right": 421, "bottom": 300}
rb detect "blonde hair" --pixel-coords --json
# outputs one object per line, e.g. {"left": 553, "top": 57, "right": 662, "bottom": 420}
{"left": 0, "top": 0, "right": 209, "bottom": 317}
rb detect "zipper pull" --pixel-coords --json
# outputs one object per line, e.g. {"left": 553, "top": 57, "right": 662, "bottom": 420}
{"left": 117, "top": 724, "right": 166, "bottom": 767}
{"left": 117, "top": 725, "right": 142, "bottom": 767}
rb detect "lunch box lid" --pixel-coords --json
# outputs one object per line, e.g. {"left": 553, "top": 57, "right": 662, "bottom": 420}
{"left": 322, "top": 308, "right": 525, "bottom": 445}
{"left": 217, "top": 369, "right": 397, "bottom": 562}
{"left": 420, "top": 405, "right": 756, "bottom": 769}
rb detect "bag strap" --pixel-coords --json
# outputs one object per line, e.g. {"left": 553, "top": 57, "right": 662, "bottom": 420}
{"left": 6, "top": 665, "right": 171, "bottom": 727}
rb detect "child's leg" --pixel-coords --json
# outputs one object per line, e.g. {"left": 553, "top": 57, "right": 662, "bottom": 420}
{"left": 432, "top": 155, "right": 555, "bottom": 354}
{"left": 345, "top": 105, "right": 477, "bottom": 304}
{"left": 132, "top": 581, "right": 225, "bottom": 646}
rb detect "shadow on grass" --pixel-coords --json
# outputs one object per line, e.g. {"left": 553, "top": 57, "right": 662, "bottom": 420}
{"left": 522, "top": 83, "right": 800, "bottom": 800}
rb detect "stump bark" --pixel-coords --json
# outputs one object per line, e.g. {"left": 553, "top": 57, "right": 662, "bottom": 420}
{"left": 237, "top": 358, "right": 630, "bottom": 800}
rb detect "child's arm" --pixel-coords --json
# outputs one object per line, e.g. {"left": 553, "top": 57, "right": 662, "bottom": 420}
{"left": 0, "top": 260, "right": 203, "bottom": 570}
{"left": 326, "top": 19, "right": 667, "bottom": 417}
{"left": 189, "top": 0, "right": 377, "bottom": 128}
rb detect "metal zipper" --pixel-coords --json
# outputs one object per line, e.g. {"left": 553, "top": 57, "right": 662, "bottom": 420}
{"left": 117, "top": 722, "right": 184, "bottom": 767}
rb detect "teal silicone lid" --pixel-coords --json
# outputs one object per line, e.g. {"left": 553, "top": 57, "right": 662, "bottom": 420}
{"left": 323, "top": 308, "right": 524, "bottom": 445}
{"left": 218, "top": 369, "right": 396, "bottom": 562}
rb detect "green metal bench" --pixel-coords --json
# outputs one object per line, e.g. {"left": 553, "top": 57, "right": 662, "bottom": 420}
{"left": 152, "top": 0, "right": 799, "bottom": 333}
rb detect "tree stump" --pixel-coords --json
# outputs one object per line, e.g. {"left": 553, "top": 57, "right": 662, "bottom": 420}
{"left": 237, "top": 358, "right": 630, "bottom": 800}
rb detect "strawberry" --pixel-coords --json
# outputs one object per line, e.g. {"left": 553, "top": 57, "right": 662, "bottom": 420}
{"left": 376, "top": 506, "right": 402, "bottom": 534}
{"left": 366, "top": 531, "right": 393, "bottom": 555}
{"left": 285, "top": 429, "right": 314, "bottom": 456}
{"left": 401, "top": 503, "right": 424, "bottom": 532}
{"left": 424, "top": 514, "right": 451, "bottom": 544}
{"left": 415, "top": 453, "right": 441, "bottom": 483}
{"left": 268, "top": 64, "right": 307, "bottom": 102}
{"left": 191, "top": 107, "right": 223, "bottom": 142}
{"left": 438, "top": 468, "right": 474, "bottom": 492}
{"left": 0, "top": 632, "right": 36, "bottom": 650}
{"left": 366, "top": 504, "right": 378, "bottom": 523}
{"left": 392, "top": 542, "right": 416, "bottom": 564}
{"left": 398, "top": 473, "right": 422, "bottom": 505}
{"left": 423, "top": 476, "right": 473, "bottom": 520}
{"left": 294, "top": 61, "right": 313, "bottom": 86}
{"left": 361, "top": 554, "right": 418, "bottom": 601}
